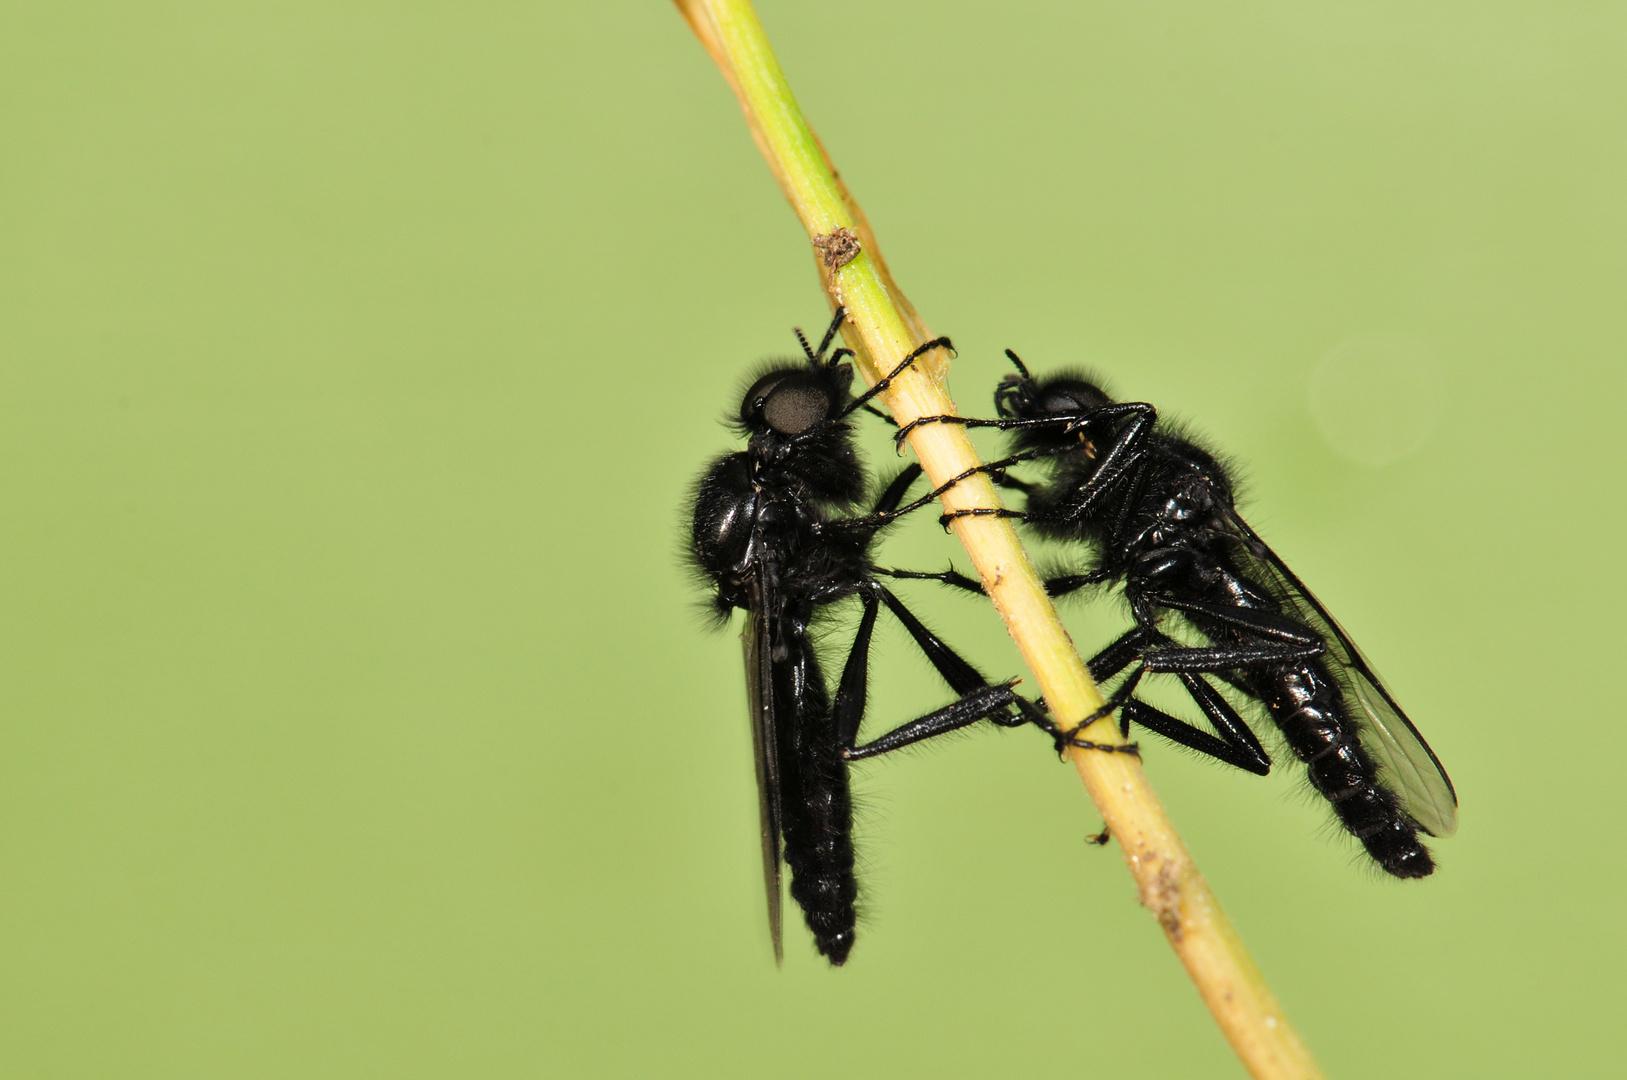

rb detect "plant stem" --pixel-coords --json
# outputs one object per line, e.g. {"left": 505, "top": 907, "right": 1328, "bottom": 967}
{"left": 673, "top": 2, "right": 1326, "bottom": 1076}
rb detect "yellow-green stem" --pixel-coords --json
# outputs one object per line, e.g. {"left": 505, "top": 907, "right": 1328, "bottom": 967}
{"left": 674, "top": 2, "right": 1326, "bottom": 1077}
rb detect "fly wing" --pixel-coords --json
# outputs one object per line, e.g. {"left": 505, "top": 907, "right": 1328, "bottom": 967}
{"left": 1214, "top": 507, "right": 1458, "bottom": 838}
{"left": 742, "top": 571, "right": 784, "bottom": 965}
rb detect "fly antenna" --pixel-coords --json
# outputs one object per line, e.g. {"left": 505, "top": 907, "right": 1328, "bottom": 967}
{"left": 812, "top": 306, "right": 846, "bottom": 364}
{"left": 793, "top": 325, "right": 817, "bottom": 364}
{"left": 1004, "top": 348, "right": 1032, "bottom": 379}
{"left": 860, "top": 402, "right": 897, "bottom": 427}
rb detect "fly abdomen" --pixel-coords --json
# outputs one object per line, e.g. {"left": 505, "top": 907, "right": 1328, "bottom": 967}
{"left": 781, "top": 738, "right": 858, "bottom": 964}
{"left": 1273, "top": 677, "right": 1435, "bottom": 878}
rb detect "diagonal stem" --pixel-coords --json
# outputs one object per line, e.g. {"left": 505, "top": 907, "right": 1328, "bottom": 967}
{"left": 673, "top": 2, "right": 1326, "bottom": 1077}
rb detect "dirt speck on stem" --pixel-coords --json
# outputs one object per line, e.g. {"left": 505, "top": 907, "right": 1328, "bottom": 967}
{"left": 813, "top": 227, "right": 861, "bottom": 270}
{"left": 1137, "top": 852, "right": 1185, "bottom": 942}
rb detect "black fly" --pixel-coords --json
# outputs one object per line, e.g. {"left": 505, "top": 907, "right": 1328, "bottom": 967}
{"left": 688, "top": 311, "right": 1042, "bottom": 965}
{"left": 894, "top": 352, "right": 1457, "bottom": 878}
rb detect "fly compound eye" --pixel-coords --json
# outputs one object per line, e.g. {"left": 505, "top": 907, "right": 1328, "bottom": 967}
{"left": 741, "top": 372, "right": 791, "bottom": 423}
{"left": 1041, "top": 379, "right": 1110, "bottom": 416}
{"left": 1044, "top": 390, "right": 1087, "bottom": 416}
{"left": 764, "top": 379, "right": 831, "bottom": 435}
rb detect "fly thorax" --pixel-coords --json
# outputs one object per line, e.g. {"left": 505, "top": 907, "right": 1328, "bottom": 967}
{"left": 717, "top": 570, "right": 752, "bottom": 610}
{"left": 691, "top": 462, "right": 758, "bottom": 577}
{"left": 1132, "top": 547, "right": 1193, "bottom": 590}
{"left": 754, "top": 495, "right": 804, "bottom": 543}
{"left": 747, "top": 429, "right": 795, "bottom": 466}
{"left": 1160, "top": 481, "right": 1210, "bottom": 526}
{"left": 705, "top": 492, "right": 755, "bottom": 563}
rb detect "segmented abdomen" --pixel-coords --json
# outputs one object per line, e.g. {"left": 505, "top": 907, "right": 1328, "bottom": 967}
{"left": 1171, "top": 543, "right": 1435, "bottom": 878}
{"left": 1257, "top": 663, "right": 1434, "bottom": 878}
{"left": 776, "top": 623, "right": 858, "bottom": 964}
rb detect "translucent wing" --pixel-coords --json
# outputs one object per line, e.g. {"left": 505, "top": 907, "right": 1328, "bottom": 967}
{"left": 1215, "top": 508, "right": 1458, "bottom": 838}
{"left": 742, "top": 571, "right": 784, "bottom": 965}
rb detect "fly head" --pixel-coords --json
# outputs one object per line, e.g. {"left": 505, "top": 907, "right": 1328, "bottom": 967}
{"left": 995, "top": 362, "right": 1115, "bottom": 458}
{"left": 740, "top": 368, "right": 845, "bottom": 438}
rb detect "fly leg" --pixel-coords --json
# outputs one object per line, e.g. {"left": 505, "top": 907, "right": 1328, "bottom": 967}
{"left": 859, "top": 460, "right": 1023, "bottom": 525}
{"left": 880, "top": 564, "right": 1110, "bottom": 600}
{"left": 852, "top": 402, "right": 1157, "bottom": 528}
{"left": 1140, "top": 641, "right": 1325, "bottom": 673}
{"left": 833, "top": 587, "right": 1030, "bottom": 761}
{"left": 835, "top": 581, "right": 1142, "bottom": 759}
{"left": 1141, "top": 591, "right": 1323, "bottom": 648}
{"left": 1120, "top": 677, "right": 1271, "bottom": 775}
{"left": 873, "top": 584, "right": 1134, "bottom": 749}
{"left": 812, "top": 462, "right": 928, "bottom": 535}
{"left": 942, "top": 625, "right": 1145, "bottom": 756}
{"left": 871, "top": 463, "right": 924, "bottom": 515}
{"left": 853, "top": 450, "right": 1064, "bottom": 532}
{"left": 988, "top": 469, "right": 1039, "bottom": 496}
{"left": 1023, "top": 691, "right": 1144, "bottom": 759}
{"left": 1081, "top": 625, "right": 1321, "bottom": 774}
{"left": 903, "top": 402, "right": 1157, "bottom": 529}
{"left": 892, "top": 400, "right": 1153, "bottom": 450}
{"left": 843, "top": 683, "right": 1032, "bottom": 761}
{"left": 863, "top": 563, "right": 1135, "bottom": 754}
{"left": 878, "top": 565, "right": 985, "bottom": 595}
{"left": 868, "top": 568, "right": 1280, "bottom": 769}
{"left": 1044, "top": 568, "right": 1114, "bottom": 598}
{"left": 844, "top": 678, "right": 1134, "bottom": 762}
{"left": 859, "top": 403, "right": 898, "bottom": 427}
{"left": 872, "top": 583, "right": 1024, "bottom": 718}
{"left": 836, "top": 337, "right": 957, "bottom": 420}
{"left": 836, "top": 582, "right": 1118, "bottom": 760}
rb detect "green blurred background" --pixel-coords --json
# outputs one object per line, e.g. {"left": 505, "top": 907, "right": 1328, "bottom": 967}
{"left": 3, "top": 2, "right": 1622, "bottom": 1076}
